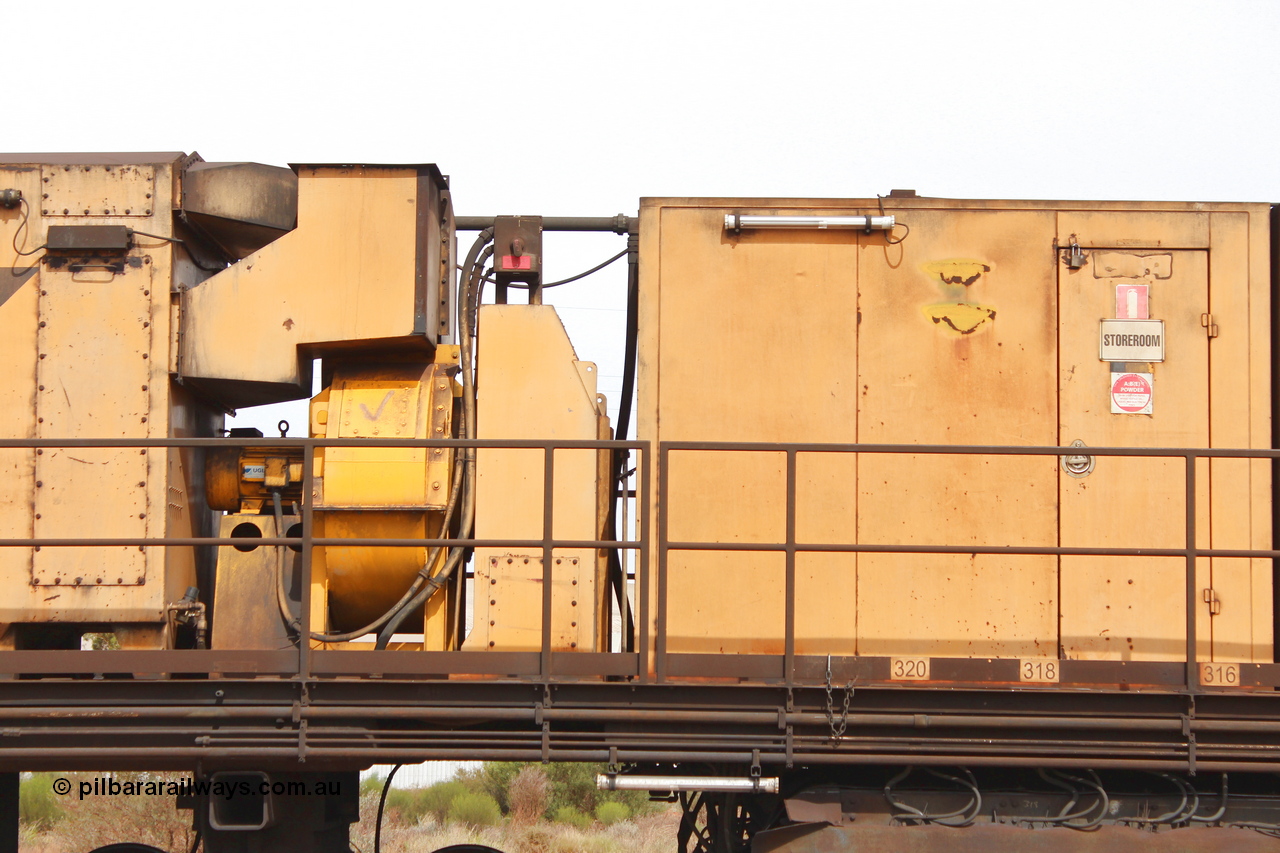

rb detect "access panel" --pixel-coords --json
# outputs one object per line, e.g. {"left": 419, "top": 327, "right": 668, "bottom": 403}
{"left": 855, "top": 210, "right": 1059, "bottom": 658}
{"left": 1058, "top": 245, "right": 1209, "bottom": 661}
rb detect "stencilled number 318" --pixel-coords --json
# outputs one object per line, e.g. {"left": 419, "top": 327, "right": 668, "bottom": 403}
{"left": 1020, "top": 660, "right": 1059, "bottom": 682}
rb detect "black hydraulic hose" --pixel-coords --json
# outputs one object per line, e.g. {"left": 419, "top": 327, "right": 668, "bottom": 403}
{"left": 272, "top": 491, "right": 300, "bottom": 636}
{"left": 507, "top": 248, "right": 628, "bottom": 289}
{"left": 615, "top": 231, "right": 639, "bottom": 445}
{"left": 604, "top": 231, "right": 640, "bottom": 651}
{"left": 374, "top": 763, "right": 401, "bottom": 853}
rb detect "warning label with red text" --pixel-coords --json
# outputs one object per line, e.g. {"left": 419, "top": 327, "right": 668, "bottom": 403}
{"left": 1110, "top": 372, "right": 1153, "bottom": 415}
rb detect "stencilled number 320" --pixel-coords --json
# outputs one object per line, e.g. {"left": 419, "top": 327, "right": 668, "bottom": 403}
{"left": 891, "top": 658, "right": 929, "bottom": 680}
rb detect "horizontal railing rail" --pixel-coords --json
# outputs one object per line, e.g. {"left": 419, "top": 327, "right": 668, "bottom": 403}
{"left": 656, "top": 440, "right": 1280, "bottom": 693}
{"left": 0, "top": 435, "right": 1278, "bottom": 699}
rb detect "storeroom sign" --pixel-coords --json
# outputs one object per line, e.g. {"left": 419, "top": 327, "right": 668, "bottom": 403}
{"left": 1099, "top": 319, "right": 1164, "bottom": 362}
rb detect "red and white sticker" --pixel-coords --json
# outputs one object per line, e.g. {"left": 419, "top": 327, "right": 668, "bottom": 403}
{"left": 1111, "top": 372, "right": 1153, "bottom": 415}
{"left": 1115, "top": 284, "right": 1149, "bottom": 320}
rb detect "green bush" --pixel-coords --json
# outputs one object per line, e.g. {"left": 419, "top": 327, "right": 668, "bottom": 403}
{"left": 385, "top": 787, "right": 428, "bottom": 825}
{"left": 508, "top": 766, "right": 550, "bottom": 824}
{"left": 19, "top": 772, "right": 64, "bottom": 829}
{"left": 448, "top": 791, "right": 503, "bottom": 827}
{"left": 359, "top": 774, "right": 385, "bottom": 797}
{"left": 552, "top": 804, "right": 591, "bottom": 829}
{"left": 457, "top": 762, "right": 523, "bottom": 813}
{"left": 594, "top": 800, "right": 630, "bottom": 825}
{"left": 420, "top": 779, "right": 468, "bottom": 823}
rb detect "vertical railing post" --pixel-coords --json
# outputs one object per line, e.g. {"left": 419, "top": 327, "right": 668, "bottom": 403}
{"left": 656, "top": 444, "right": 669, "bottom": 684}
{"left": 300, "top": 440, "right": 315, "bottom": 684}
{"left": 541, "top": 445, "right": 555, "bottom": 681}
{"left": 638, "top": 442, "right": 651, "bottom": 683}
{"left": 785, "top": 449, "right": 797, "bottom": 686}
{"left": 1185, "top": 452, "right": 1198, "bottom": 693}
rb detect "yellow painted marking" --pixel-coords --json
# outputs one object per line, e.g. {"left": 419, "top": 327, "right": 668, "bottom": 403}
{"left": 921, "top": 303, "right": 997, "bottom": 335}
{"left": 921, "top": 259, "right": 992, "bottom": 287}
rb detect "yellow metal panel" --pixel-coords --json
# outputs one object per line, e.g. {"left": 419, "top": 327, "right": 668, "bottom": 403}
{"left": 1207, "top": 212, "right": 1260, "bottom": 661}
{"left": 0, "top": 160, "right": 209, "bottom": 629}
{"left": 181, "top": 166, "right": 435, "bottom": 399}
{"left": 163, "top": 383, "right": 214, "bottom": 615}
{"left": 651, "top": 205, "right": 861, "bottom": 657}
{"left": 1244, "top": 208, "right": 1275, "bottom": 662}
{"left": 32, "top": 262, "right": 153, "bottom": 587}
{"left": 467, "top": 305, "right": 605, "bottom": 652}
{"left": 319, "top": 363, "right": 452, "bottom": 509}
{"left": 1057, "top": 211, "right": 1209, "bottom": 249}
{"left": 856, "top": 210, "right": 1059, "bottom": 658}
{"left": 794, "top": 453, "right": 858, "bottom": 655}
{"left": 641, "top": 199, "right": 1272, "bottom": 671}
{"left": 320, "top": 511, "right": 449, "bottom": 638}
{"left": 0, "top": 266, "right": 38, "bottom": 608}
{"left": 40, "top": 164, "right": 155, "bottom": 218}
{"left": 474, "top": 552, "right": 592, "bottom": 651}
{"left": 1059, "top": 246, "right": 1211, "bottom": 661}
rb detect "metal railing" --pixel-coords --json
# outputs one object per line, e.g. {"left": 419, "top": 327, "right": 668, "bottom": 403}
{"left": 1, "top": 435, "right": 1279, "bottom": 697}
{"left": 0, "top": 435, "right": 649, "bottom": 683}
{"left": 655, "top": 440, "right": 1280, "bottom": 694}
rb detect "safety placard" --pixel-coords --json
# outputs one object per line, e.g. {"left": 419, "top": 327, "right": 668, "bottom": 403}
{"left": 1111, "top": 372, "right": 1153, "bottom": 415}
{"left": 1099, "top": 319, "right": 1164, "bottom": 362}
{"left": 1115, "top": 284, "right": 1149, "bottom": 320}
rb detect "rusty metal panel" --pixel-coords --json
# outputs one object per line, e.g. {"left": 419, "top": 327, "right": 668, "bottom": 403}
{"left": 855, "top": 210, "right": 1059, "bottom": 659}
{"left": 1059, "top": 247, "right": 1211, "bottom": 661}
{"left": 181, "top": 161, "right": 297, "bottom": 260}
{"left": 40, "top": 164, "right": 155, "bottom": 217}
{"left": 640, "top": 198, "right": 1272, "bottom": 680}
{"left": 210, "top": 514, "right": 298, "bottom": 651}
{"left": 32, "top": 262, "right": 153, "bottom": 587}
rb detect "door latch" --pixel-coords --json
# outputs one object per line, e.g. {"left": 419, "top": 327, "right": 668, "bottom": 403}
{"left": 1061, "top": 439, "right": 1095, "bottom": 478}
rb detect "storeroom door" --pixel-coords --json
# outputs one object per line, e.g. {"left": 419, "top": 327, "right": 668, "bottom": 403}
{"left": 1058, "top": 246, "right": 1210, "bottom": 662}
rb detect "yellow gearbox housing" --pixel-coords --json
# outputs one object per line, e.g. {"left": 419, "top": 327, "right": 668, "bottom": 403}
{"left": 308, "top": 354, "right": 459, "bottom": 645}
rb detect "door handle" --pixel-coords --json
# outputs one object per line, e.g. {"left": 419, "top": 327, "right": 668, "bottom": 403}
{"left": 1061, "top": 439, "right": 1095, "bottom": 478}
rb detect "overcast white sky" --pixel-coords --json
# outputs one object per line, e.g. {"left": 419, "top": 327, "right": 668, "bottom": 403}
{"left": 10, "top": 0, "right": 1279, "bottom": 430}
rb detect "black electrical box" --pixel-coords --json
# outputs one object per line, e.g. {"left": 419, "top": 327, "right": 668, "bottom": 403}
{"left": 493, "top": 215, "right": 542, "bottom": 288}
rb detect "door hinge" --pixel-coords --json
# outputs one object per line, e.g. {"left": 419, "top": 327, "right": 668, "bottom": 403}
{"left": 1201, "top": 313, "right": 1219, "bottom": 338}
{"left": 1203, "top": 588, "right": 1222, "bottom": 615}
